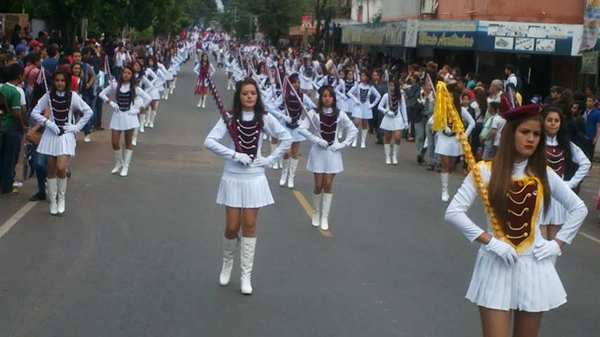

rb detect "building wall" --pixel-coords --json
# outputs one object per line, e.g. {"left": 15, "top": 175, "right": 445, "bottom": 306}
{"left": 380, "top": 0, "right": 421, "bottom": 21}
{"left": 437, "top": 0, "right": 584, "bottom": 24}
{"left": 351, "top": 0, "right": 383, "bottom": 23}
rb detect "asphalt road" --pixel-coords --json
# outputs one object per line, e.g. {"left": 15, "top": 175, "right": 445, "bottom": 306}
{"left": 1, "top": 61, "right": 599, "bottom": 337}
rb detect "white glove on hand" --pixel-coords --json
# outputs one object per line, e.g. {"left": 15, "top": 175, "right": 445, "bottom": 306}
{"left": 444, "top": 126, "right": 452, "bottom": 134}
{"left": 316, "top": 138, "right": 329, "bottom": 148}
{"left": 533, "top": 240, "right": 562, "bottom": 261}
{"left": 45, "top": 120, "right": 61, "bottom": 135}
{"left": 63, "top": 123, "right": 78, "bottom": 134}
{"left": 485, "top": 237, "right": 518, "bottom": 266}
{"left": 328, "top": 142, "right": 346, "bottom": 152}
{"left": 233, "top": 152, "right": 253, "bottom": 166}
{"left": 110, "top": 101, "right": 120, "bottom": 111}
{"left": 283, "top": 115, "right": 292, "bottom": 124}
{"left": 251, "top": 156, "right": 273, "bottom": 167}
{"left": 386, "top": 110, "right": 395, "bottom": 117}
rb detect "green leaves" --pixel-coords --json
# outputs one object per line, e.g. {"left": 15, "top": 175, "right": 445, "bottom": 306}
{"left": 11, "top": 0, "right": 217, "bottom": 42}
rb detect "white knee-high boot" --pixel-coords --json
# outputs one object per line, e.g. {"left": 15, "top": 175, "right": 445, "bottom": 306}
{"left": 197, "top": 97, "right": 203, "bottom": 108}
{"left": 352, "top": 129, "right": 359, "bottom": 148}
{"left": 287, "top": 158, "right": 299, "bottom": 189}
{"left": 120, "top": 149, "right": 133, "bottom": 177}
{"left": 145, "top": 109, "right": 152, "bottom": 127}
{"left": 270, "top": 142, "right": 280, "bottom": 169}
{"left": 240, "top": 237, "right": 257, "bottom": 295}
{"left": 112, "top": 149, "right": 123, "bottom": 174}
{"left": 57, "top": 178, "right": 67, "bottom": 215}
{"left": 151, "top": 109, "right": 157, "bottom": 128}
{"left": 312, "top": 193, "right": 322, "bottom": 227}
{"left": 360, "top": 129, "right": 368, "bottom": 148}
{"left": 392, "top": 144, "right": 399, "bottom": 165}
{"left": 47, "top": 178, "right": 58, "bottom": 215}
{"left": 384, "top": 144, "right": 391, "bottom": 165}
{"left": 279, "top": 158, "right": 289, "bottom": 186}
{"left": 139, "top": 114, "right": 146, "bottom": 133}
{"left": 219, "top": 237, "right": 239, "bottom": 286}
{"left": 132, "top": 127, "right": 139, "bottom": 146}
{"left": 202, "top": 95, "right": 207, "bottom": 108}
{"left": 321, "top": 193, "right": 333, "bottom": 231}
{"left": 441, "top": 173, "right": 449, "bottom": 202}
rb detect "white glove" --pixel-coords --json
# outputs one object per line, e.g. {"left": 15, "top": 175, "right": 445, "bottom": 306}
{"left": 328, "top": 142, "right": 346, "bottom": 152}
{"left": 533, "top": 240, "right": 562, "bottom": 261}
{"left": 485, "top": 237, "right": 518, "bottom": 266}
{"left": 283, "top": 115, "right": 292, "bottom": 124}
{"left": 444, "top": 126, "right": 452, "bottom": 134}
{"left": 251, "top": 156, "right": 273, "bottom": 167}
{"left": 63, "top": 123, "right": 78, "bottom": 134}
{"left": 386, "top": 110, "right": 395, "bottom": 117}
{"left": 45, "top": 120, "right": 61, "bottom": 135}
{"left": 316, "top": 138, "right": 329, "bottom": 148}
{"left": 109, "top": 101, "right": 120, "bottom": 110}
{"left": 232, "top": 152, "right": 253, "bottom": 166}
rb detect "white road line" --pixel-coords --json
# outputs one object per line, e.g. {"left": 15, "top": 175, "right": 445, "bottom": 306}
{"left": 0, "top": 202, "right": 38, "bottom": 240}
{"left": 579, "top": 231, "right": 600, "bottom": 245}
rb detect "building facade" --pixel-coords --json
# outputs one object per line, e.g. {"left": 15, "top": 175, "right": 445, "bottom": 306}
{"left": 343, "top": 0, "right": 589, "bottom": 97}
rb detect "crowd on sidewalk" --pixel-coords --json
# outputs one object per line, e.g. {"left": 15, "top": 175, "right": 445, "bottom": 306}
{"left": 0, "top": 24, "right": 190, "bottom": 211}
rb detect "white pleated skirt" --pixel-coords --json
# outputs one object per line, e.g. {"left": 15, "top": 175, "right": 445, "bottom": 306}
{"left": 339, "top": 97, "right": 355, "bottom": 115}
{"left": 216, "top": 171, "right": 274, "bottom": 208}
{"left": 37, "top": 129, "right": 76, "bottom": 157}
{"left": 435, "top": 133, "right": 463, "bottom": 157}
{"left": 465, "top": 248, "right": 566, "bottom": 312}
{"left": 306, "top": 144, "right": 343, "bottom": 174}
{"left": 380, "top": 115, "right": 408, "bottom": 131}
{"left": 110, "top": 111, "right": 140, "bottom": 131}
{"left": 541, "top": 197, "right": 566, "bottom": 225}
{"left": 149, "top": 88, "right": 161, "bottom": 100}
{"left": 353, "top": 102, "right": 372, "bottom": 120}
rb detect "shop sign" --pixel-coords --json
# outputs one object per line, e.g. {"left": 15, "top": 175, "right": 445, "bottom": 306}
{"left": 418, "top": 31, "right": 476, "bottom": 49}
{"left": 478, "top": 21, "right": 582, "bottom": 56}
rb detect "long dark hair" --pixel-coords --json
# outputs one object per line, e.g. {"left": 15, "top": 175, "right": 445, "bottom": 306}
{"left": 489, "top": 115, "right": 550, "bottom": 224}
{"left": 231, "top": 78, "right": 265, "bottom": 130}
{"left": 317, "top": 85, "right": 339, "bottom": 118}
{"left": 52, "top": 70, "right": 71, "bottom": 93}
{"left": 117, "top": 64, "right": 137, "bottom": 101}
{"left": 542, "top": 105, "right": 574, "bottom": 175}
{"left": 388, "top": 78, "right": 401, "bottom": 111}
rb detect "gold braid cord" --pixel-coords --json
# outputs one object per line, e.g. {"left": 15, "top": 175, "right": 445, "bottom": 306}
{"left": 435, "top": 82, "right": 505, "bottom": 242}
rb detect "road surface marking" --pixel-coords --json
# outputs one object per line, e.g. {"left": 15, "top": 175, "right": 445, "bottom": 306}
{"left": 580, "top": 231, "right": 600, "bottom": 245}
{"left": 292, "top": 190, "right": 333, "bottom": 237}
{"left": 0, "top": 201, "right": 38, "bottom": 240}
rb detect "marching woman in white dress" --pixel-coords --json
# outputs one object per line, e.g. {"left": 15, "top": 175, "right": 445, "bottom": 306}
{"left": 31, "top": 70, "right": 93, "bottom": 215}
{"left": 347, "top": 69, "right": 381, "bottom": 149}
{"left": 204, "top": 78, "right": 291, "bottom": 295}
{"left": 377, "top": 78, "right": 408, "bottom": 165}
{"left": 540, "top": 106, "right": 591, "bottom": 242}
{"left": 434, "top": 87, "right": 475, "bottom": 202}
{"left": 445, "top": 104, "right": 587, "bottom": 337}
{"left": 274, "top": 73, "right": 316, "bottom": 189}
{"left": 297, "top": 85, "right": 358, "bottom": 231}
{"left": 146, "top": 56, "right": 166, "bottom": 128}
{"left": 132, "top": 60, "right": 155, "bottom": 137}
{"left": 194, "top": 53, "right": 216, "bottom": 109}
{"left": 335, "top": 68, "right": 357, "bottom": 140}
{"left": 99, "top": 64, "right": 152, "bottom": 177}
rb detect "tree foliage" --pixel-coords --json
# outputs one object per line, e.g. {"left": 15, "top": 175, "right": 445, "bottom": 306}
{"left": 1, "top": 0, "right": 216, "bottom": 44}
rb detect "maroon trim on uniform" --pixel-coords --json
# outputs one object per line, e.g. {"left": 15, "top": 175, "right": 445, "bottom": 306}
{"left": 320, "top": 113, "right": 337, "bottom": 145}
{"left": 546, "top": 145, "right": 566, "bottom": 178}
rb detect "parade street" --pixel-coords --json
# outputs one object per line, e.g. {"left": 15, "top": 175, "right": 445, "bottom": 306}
{"left": 1, "top": 63, "right": 599, "bottom": 337}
